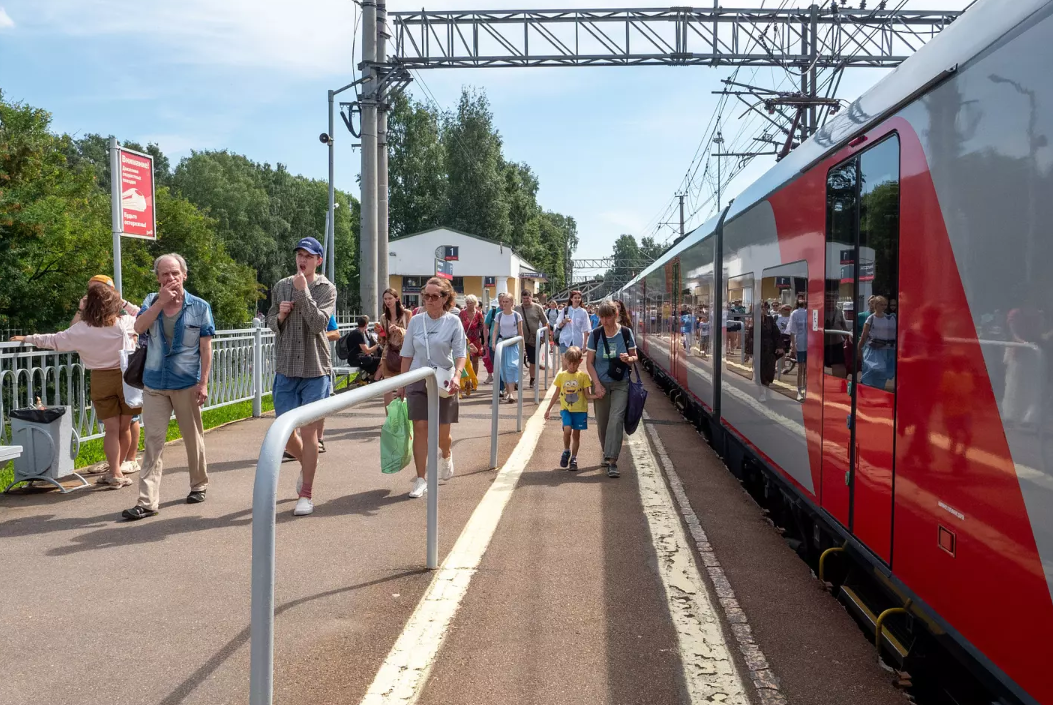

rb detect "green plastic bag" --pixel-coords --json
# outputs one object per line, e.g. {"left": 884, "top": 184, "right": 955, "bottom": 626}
{"left": 381, "top": 398, "right": 413, "bottom": 474}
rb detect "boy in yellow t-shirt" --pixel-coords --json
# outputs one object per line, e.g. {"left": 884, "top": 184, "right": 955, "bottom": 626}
{"left": 544, "top": 346, "right": 596, "bottom": 471}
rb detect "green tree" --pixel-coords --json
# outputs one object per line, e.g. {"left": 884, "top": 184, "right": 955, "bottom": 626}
{"left": 443, "top": 88, "right": 509, "bottom": 242}
{"left": 639, "top": 235, "right": 664, "bottom": 266}
{"left": 0, "top": 94, "right": 113, "bottom": 332}
{"left": 388, "top": 95, "right": 446, "bottom": 238}
{"left": 502, "top": 160, "right": 540, "bottom": 251}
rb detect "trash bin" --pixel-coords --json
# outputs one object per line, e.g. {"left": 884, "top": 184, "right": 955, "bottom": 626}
{"left": 3, "top": 406, "right": 88, "bottom": 493}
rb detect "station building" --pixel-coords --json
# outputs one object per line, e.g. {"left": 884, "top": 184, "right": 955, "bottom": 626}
{"left": 387, "top": 227, "right": 546, "bottom": 309}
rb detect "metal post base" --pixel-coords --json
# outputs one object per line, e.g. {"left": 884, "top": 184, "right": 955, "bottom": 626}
{"left": 3, "top": 472, "right": 90, "bottom": 494}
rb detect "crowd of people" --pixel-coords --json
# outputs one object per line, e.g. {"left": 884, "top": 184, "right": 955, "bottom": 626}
{"left": 13, "top": 250, "right": 641, "bottom": 520}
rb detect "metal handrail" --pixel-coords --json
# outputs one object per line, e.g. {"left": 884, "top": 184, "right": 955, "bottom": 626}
{"left": 490, "top": 335, "right": 524, "bottom": 469}
{"left": 249, "top": 368, "right": 440, "bottom": 705}
{"left": 535, "top": 327, "right": 549, "bottom": 405}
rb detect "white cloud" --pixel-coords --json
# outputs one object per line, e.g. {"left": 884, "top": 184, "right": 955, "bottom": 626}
{"left": 0, "top": 7, "right": 15, "bottom": 30}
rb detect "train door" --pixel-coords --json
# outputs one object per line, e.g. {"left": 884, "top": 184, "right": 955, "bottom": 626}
{"left": 820, "top": 135, "right": 901, "bottom": 563}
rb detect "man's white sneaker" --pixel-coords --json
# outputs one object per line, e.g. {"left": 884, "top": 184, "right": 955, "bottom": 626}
{"left": 409, "top": 477, "right": 427, "bottom": 498}
{"left": 293, "top": 497, "right": 314, "bottom": 516}
{"left": 440, "top": 454, "right": 454, "bottom": 481}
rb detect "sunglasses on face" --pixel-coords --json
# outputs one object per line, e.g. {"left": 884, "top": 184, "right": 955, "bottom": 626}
{"left": 423, "top": 293, "right": 445, "bottom": 302}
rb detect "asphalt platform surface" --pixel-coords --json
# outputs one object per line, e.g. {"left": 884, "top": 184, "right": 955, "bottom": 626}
{"left": 1, "top": 366, "right": 907, "bottom": 705}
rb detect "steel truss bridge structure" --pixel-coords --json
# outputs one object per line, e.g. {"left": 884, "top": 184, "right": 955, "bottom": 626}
{"left": 345, "top": 3, "right": 965, "bottom": 317}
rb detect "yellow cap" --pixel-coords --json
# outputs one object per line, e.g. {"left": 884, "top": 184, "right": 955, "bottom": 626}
{"left": 89, "top": 275, "right": 115, "bottom": 288}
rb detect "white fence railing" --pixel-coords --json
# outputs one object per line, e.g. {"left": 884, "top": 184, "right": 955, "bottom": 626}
{"left": 0, "top": 322, "right": 354, "bottom": 446}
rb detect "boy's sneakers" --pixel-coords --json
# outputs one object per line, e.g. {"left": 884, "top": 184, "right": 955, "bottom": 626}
{"left": 559, "top": 450, "right": 570, "bottom": 468}
{"left": 607, "top": 463, "right": 620, "bottom": 478}
{"left": 569, "top": 456, "right": 578, "bottom": 472}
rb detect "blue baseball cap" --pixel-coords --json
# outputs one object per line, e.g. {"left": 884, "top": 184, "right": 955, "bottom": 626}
{"left": 294, "top": 237, "right": 324, "bottom": 258}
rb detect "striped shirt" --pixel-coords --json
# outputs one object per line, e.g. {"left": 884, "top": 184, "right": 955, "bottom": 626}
{"left": 266, "top": 274, "right": 337, "bottom": 379}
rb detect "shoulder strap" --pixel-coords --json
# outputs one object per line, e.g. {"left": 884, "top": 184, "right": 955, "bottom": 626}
{"left": 621, "top": 327, "right": 632, "bottom": 349}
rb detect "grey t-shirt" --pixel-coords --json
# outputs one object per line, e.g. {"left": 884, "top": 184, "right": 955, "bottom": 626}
{"left": 162, "top": 311, "right": 178, "bottom": 345}
{"left": 403, "top": 312, "right": 467, "bottom": 372}
{"left": 587, "top": 325, "right": 637, "bottom": 385}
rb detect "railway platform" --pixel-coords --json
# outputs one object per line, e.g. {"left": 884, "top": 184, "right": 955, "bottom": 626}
{"left": 0, "top": 368, "right": 908, "bottom": 705}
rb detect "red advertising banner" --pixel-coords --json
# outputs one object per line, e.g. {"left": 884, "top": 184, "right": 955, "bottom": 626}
{"left": 118, "top": 148, "right": 156, "bottom": 239}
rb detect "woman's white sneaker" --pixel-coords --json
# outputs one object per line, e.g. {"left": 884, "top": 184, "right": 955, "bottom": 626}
{"left": 440, "top": 454, "right": 454, "bottom": 480}
{"left": 409, "top": 477, "right": 427, "bottom": 498}
{"left": 293, "top": 497, "right": 314, "bottom": 516}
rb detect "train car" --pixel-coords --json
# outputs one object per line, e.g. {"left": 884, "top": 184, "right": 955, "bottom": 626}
{"left": 620, "top": 1, "right": 1053, "bottom": 703}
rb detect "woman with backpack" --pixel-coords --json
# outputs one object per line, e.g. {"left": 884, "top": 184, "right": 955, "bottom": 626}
{"left": 586, "top": 300, "right": 638, "bottom": 478}
{"left": 495, "top": 292, "right": 525, "bottom": 403}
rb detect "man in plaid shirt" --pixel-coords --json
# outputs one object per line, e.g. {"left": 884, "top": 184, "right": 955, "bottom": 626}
{"left": 266, "top": 237, "right": 337, "bottom": 517}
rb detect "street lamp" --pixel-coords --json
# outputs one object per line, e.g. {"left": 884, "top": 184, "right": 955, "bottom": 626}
{"left": 325, "top": 79, "right": 367, "bottom": 286}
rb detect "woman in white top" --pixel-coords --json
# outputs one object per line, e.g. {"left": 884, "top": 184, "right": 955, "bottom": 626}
{"left": 557, "top": 290, "right": 591, "bottom": 355}
{"left": 494, "top": 292, "right": 525, "bottom": 403}
{"left": 858, "top": 295, "right": 897, "bottom": 390}
{"left": 399, "top": 277, "right": 468, "bottom": 499}
{"left": 13, "top": 282, "right": 140, "bottom": 488}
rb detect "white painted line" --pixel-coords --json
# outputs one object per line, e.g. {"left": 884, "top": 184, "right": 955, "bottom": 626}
{"left": 628, "top": 425, "right": 750, "bottom": 705}
{"left": 359, "top": 389, "right": 553, "bottom": 705}
{"left": 642, "top": 411, "right": 788, "bottom": 705}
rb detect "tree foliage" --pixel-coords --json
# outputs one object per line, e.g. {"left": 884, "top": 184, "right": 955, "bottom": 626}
{"left": 387, "top": 87, "right": 578, "bottom": 293}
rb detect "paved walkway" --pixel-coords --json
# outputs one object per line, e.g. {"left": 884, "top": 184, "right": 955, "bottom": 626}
{"left": 0, "top": 369, "right": 905, "bottom": 705}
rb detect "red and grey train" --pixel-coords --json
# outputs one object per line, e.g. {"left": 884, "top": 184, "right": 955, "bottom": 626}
{"left": 618, "top": 1, "right": 1053, "bottom": 702}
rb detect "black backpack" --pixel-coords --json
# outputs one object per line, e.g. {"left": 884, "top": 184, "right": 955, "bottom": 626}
{"left": 336, "top": 330, "right": 355, "bottom": 362}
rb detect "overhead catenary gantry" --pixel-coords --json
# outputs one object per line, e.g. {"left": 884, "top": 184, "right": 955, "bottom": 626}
{"left": 351, "top": 3, "right": 964, "bottom": 316}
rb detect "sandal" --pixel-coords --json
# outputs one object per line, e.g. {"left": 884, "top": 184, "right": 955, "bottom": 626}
{"left": 96, "top": 475, "right": 132, "bottom": 488}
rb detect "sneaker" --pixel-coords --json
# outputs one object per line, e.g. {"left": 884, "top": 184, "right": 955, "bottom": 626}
{"left": 121, "top": 505, "right": 157, "bottom": 521}
{"left": 293, "top": 497, "right": 314, "bottom": 516}
{"left": 440, "top": 454, "right": 455, "bottom": 481}
{"left": 121, "top": 460, "right": 140, "bottom": 474}
{"left": 796, "top": 391, "right": 805, "bottom": 402}
{"left": 559, "top": 450, "right": 571, "bottom": 468}
{"left": 318, "top": 440, "right": 327, "bottom": 454}
{"left": 607, "top": 463, "right": 620, "bottom": 478}
{"left": 186, "top": 490, "right": 206, "bottom": 504}
{"left": 409, "top": 477, "right": 427, "bottom": 498}
{"left": 569, "top": 456, "right": 578, "bottom": 472}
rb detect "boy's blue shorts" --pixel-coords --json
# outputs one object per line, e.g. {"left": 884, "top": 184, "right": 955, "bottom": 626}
{"left": 560, "top": 410, "right": 588, "bottom": 431}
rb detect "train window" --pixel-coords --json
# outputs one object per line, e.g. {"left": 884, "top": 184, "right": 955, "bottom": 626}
{"left": 825, "top": 159, "right": 858, "bottom": 379}
{"left": 857, "top": 136, "right": 900, "bottom": 392}
{"left": 725, "top": 272, "right": 754, "bottom": 380}
{"left": 761, "top": 262, "right": 809, "bottom": 401}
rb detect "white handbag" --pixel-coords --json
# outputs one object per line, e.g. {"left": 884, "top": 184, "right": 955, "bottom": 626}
{"left": 423, "top": 317, "right": 456, "bottom": 398}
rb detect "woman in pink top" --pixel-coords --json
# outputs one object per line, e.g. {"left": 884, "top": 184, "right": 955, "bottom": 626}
{"left": 13, "top": 284, "right": 140, "bottom": 487}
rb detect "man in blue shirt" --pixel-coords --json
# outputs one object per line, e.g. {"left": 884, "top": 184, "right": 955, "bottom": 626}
{"left": 122, "top": 253, "right": 216, "bottom": 521}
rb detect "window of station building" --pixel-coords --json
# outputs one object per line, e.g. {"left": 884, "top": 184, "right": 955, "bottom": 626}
{"left": 451, "top": 276, "right": 465, "bottom": 294}
{"left": 761, "top": 261, "right": 809, "bottom": 401}
{"left": 724, "top": 273, "right": 754, "bottom": 380}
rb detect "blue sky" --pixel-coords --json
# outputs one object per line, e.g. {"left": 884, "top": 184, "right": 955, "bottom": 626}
{"left": 0, "top": 0, "right": 969, "bottom": 262}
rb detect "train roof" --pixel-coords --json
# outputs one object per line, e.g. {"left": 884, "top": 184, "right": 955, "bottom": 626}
{"left": 620, "top": 0, "right": 1050, "bottom": 295}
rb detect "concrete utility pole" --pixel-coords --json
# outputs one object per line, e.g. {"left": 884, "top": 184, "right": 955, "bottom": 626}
{"left": 377, "top": 0, "right": 390, "bottom": 301}
{"left": 360, "top": 0, "right": 379, "bottom": 318}
{"left": 714, "top": 130, "right": 724, "bottom": 212}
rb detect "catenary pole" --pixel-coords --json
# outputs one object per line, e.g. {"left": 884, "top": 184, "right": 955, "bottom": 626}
{"left": 377, "top": 0, "right": 390, "bottom": 300}
{"left": 360, "top": 0, "right": 379, "bottom": 318}
{"left": 327, "top": 91, "right": 336, "bottom": 283}
{"left": 109, "top": 137, "right": 123, "bottom": 296}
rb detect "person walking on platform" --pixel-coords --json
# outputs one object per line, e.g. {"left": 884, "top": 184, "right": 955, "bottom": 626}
{"left": 399, "top": 277, "right": 466, "bottom": 499}
{"left": 495, "top": 293, "right": 525, "bottom": 403}
{"left": 586, "top": 301, "right": 638, "bottom": 478}
{"left": 121, "top": 254, "right": 215, "bottom": 521}
{"left": 556, "top": 290, "right": 590, "bottom": 355}
{"left": 515, "top": 290, "right": 548, "bottom": 389}
{"left": 13, "top": 280, "right": 141, "bottom": 489}
{"left": 378, "top": 288, "right": 412, "bottom": 408}
{"left": 266, "top": 237, "right": 337, "bottom": 517}
{"left": 543, "top": 346, "right": 596, "bottom": 472}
